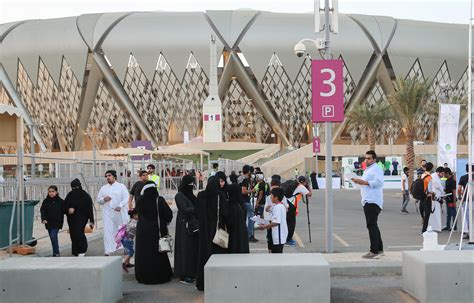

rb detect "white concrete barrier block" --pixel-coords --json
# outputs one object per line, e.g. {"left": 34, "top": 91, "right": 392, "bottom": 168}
{"left": 402, "top": 251, "right": 474, "bottom": 303}
{"left": 205, "top": 253, "right": 330, "bottom": 303}
{"left": 0, "top": 257, "right": 123, "bottom": 303}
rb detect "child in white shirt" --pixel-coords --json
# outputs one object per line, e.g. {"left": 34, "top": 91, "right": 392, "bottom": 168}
{"left": 263, "top": 178, "right": 288, "bottom": 252}
{"left": 259, "top": 187, "right": 288, "bottom": 253}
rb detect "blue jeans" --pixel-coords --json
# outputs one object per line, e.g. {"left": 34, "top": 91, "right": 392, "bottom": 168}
{"left": 121, "top": 239, "right": 135, "bottom": 257}
{"left": 401, "top": 190, "right": 410, "bottom": 210}
{"left": 48, "top": 228, "right": 59, "bottom": 255}
{"left": 446, "top": 206, "right": 457, "bottom": 229}
{"left": 245, "top": 202, "right": 254, "bottom": 238}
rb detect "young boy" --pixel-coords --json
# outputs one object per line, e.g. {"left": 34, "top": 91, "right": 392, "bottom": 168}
{"left": 263, "top": 177, "right": 288, "bottom": 253}
{"left": 258, "top": 187, "right": 288, "bottom": 253}
{"left": 121, "top": 209, "right": 138, "bottom": 272}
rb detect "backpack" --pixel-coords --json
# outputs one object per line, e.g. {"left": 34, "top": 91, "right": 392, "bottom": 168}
{"left": 281, "top": 179, "right": 299, "bottom": 199}
{"left": 411, "top": 175, "right": 430, "bottom": 200}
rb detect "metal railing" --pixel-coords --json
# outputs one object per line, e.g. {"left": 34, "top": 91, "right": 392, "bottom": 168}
{"left": 253, "top": 147, "right": 294, "bottom": 166}
{"left": 217, "top": 158, "right": 247, "bottom": 174}
{"left": 0, "top": 153, "right": 210, "bottom": 255}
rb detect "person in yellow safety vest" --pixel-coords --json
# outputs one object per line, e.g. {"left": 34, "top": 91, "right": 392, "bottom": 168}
{"left": 146, "top": 164, "right": 161, "bottom": 189}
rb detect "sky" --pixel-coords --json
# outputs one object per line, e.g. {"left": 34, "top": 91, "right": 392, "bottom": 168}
{"left": 0, "top": 0, "right": 471, "bottom": 24}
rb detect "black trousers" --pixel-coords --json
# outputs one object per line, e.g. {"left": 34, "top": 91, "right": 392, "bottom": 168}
{"left": 271, "top": 244, "right": 284, "bottom": 253}
{"left": 286, "top": 203, "right": 296, "bottom": 242}
{"left": 363, "top": 203, "right": 383, "bottom": 254}
{"left": 68, "top": 219, "right": 88, "bottom": 256}
{"left": 421, "top": 198, "right": 432, "bottom": 233}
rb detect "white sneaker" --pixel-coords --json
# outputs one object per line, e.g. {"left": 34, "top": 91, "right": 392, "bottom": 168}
{"left": 78, "top": 253, "right": 86, "bottom": 257}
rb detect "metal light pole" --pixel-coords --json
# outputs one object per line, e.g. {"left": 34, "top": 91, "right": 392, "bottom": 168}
{"left": 295, "top": 0, "right": 338, "bottom": 252}
{"left": 468, "top": 0, "right": 473, "bottom": 244}
{"left": 28, "top": 123, "right": 43, "bottom": 178}
{"left": 323, "top": 0, "right": 334, "bottom": 253}
{"left": 85, "top": 131, "right": 104, "bottom": 177}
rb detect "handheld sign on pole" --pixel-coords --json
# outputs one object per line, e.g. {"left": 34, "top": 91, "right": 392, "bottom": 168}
{"left": 311, "top": 60, "right": 344, "bottom": 123}
{"left": 313, "top": 136, "right": 321, "bottom": 153}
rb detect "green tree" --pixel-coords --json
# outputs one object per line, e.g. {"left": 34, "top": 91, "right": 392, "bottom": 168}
{"left": 387, "top": 77, "right": 432, "bottom": 186}
{"left": 346, "top": 102, "right": 391, "bottom": 151}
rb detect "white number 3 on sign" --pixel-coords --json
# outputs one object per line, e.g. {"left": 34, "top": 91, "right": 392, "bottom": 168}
{"left": 320, "top": 68, "right": 336, "bottom": 97}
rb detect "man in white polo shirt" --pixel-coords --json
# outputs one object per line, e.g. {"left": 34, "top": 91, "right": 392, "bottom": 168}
{"left": 351, "top": 150, "right": 384, "bottom": 259}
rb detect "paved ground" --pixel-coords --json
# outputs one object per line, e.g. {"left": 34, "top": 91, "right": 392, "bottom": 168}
{"left": 252, "top": 189, "right": 467, "bottom": 253}
{"left": 4, "top": 189, "right": 470, "bottom": 302}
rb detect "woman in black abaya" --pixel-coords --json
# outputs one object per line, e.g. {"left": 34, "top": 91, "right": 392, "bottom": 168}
{"left": 195, "top": 172, "right": 229, "bottom": 291}
{"left": 226, "top": 183, "right": 250, "bottom": 254}
{"left": 174, "top": 175, "right": 199, "bottom": 284}
{"left": 135, "top": 181, "right": 173, "bottom": 284}
{"left": 65, "top": 179, "right": 94, "bottom": 256}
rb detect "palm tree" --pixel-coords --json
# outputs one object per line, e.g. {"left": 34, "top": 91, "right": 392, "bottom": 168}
{"left": 387, "top": 77, "right": 432, "bottom": 186}
{"left": 346, "top": 102, "right": 391, "bottom": 151}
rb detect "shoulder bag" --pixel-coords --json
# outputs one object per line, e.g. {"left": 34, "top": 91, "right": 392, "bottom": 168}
{"left": 212, "top": 194, "right": 229, "bottom": 248}
{"left": 156, "top": 199, "right": 173, "bottom": 253}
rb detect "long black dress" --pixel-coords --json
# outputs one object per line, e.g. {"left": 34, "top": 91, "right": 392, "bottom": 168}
{"left": 196, "top": 173, "right": 229, "bottom": 291}
{"left": 64, "top": 186, "right": 94, "bottom": 256}
{"left": 135, "top": 182, "right": 173, "bottom": 284}
{"left": 174, "top": 184, "right": 198, "bottom": 280}
{"left": 226, "top": 184, "right": 250, "bottom": 254}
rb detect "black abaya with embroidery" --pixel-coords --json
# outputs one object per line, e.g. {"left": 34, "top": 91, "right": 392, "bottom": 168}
{"left": 195, "top": 174, "right": 230, "bottom": 291}
{"left": 135, "top": 183, "right": 173, "bottom": 284}
{"left": 174, "top": 175, "right": 199, "bottom": 280}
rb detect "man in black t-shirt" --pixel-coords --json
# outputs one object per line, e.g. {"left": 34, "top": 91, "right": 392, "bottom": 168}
{"left": 442, "top": 168, "right": 457, "bottom": 231}
{"left": 128, "top": 170, "right": 148, "bottom": 209}
{"left": 253, "top": 175, "right": 268, "bottom": 217}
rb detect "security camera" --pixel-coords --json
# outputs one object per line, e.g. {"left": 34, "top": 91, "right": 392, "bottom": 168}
{"left": 294, "top": 42, "right": 306, "bottom": 57}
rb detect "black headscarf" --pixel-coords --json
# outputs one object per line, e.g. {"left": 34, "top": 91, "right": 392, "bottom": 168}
{"left": 227, "top": 183, "right": 243, "bottom": 205}
{"left": 141, "top": 180, "right": 158, "bottom": 201}
{"left": 179, "top": 175, "right": 196, "bottom": 203}
{"left": 214, "top": 171, "right": 227, "bottom": 191}
{"left": 71, "top": 178, "right": 82, "bottom": 190}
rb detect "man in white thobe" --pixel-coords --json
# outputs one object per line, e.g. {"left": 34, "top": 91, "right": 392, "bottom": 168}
{"left": 97, "top": 170, "right": 129, "bottom": 255}
{"left": 429, "top": 167, "right": 445, "bottom": 232}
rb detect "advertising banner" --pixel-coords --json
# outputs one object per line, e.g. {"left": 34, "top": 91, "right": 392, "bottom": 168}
{"left": 437, "top": 104, "right": 460, "bottom": 169}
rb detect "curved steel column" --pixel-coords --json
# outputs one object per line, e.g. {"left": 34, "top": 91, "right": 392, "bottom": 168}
{"left": 72, "top": 53, "right": 103, "bottom": 150}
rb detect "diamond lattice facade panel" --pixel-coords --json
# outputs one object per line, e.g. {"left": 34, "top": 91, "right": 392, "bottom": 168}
{"left": 405, "top": 58, "right": 425, "bottom": 81}
{"left": 223, "top": 79, "right": 272, "bottom": 142}
{"left": 0, "top": 11, "right": 471, "bottom": 150}
{"left": 123, "top": 54, "right": 178, "bottom": 145}
{"left": 87, "top": 82, "right": 138, "bottom": 146}
{"left": 261, "top": 53, "right": 309, "bottom": 146}
{"left": 176, "top": 54, "right": 209, "bottom": 137}
{"left": 0, "top": 85, "right": 13, "bottom": 106}
{"left": 16, "top": 58, "right": 82, "bottom": 151}
{"left": 415, "top": 61, "right": 451, "bottom": 140}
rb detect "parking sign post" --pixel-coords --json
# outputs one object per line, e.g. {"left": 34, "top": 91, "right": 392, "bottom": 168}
{"left": 311, "top": 3, "right": 344, "bottom": 253}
